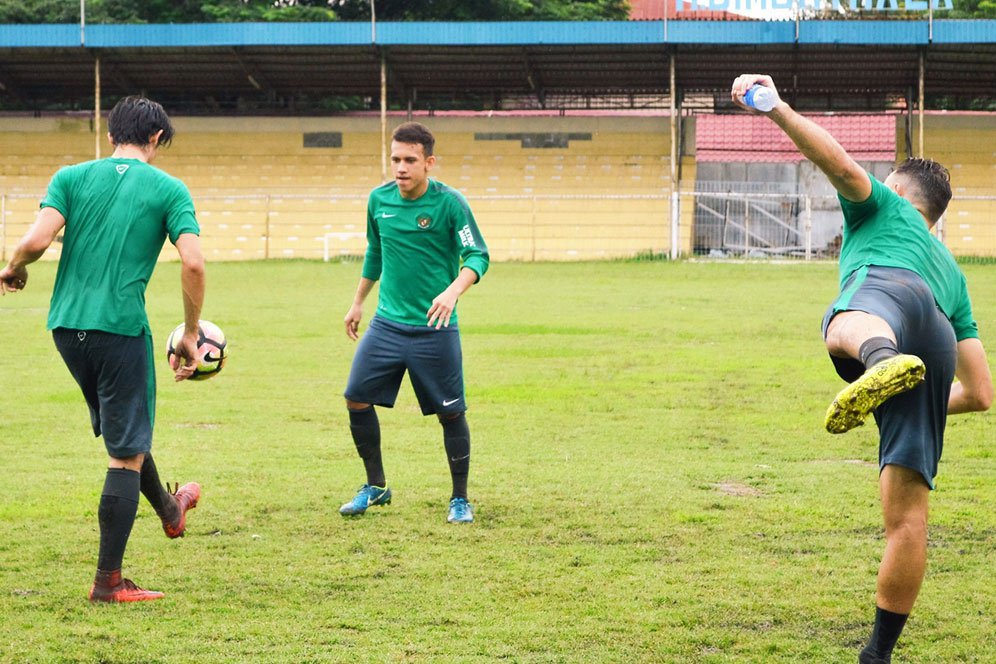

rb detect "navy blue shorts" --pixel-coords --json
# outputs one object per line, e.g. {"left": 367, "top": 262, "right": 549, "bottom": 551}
{"left": 345, "top": 316, "right": 466, "bottom": 416}
{"left": 822, "top": 266, "right": 957, "bottom": 488}
{"left": 53, "top": 328, "right": 156, "bottom": 458}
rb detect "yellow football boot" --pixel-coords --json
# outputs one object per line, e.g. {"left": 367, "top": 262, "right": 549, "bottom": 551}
{"left": 825, "top": 354, "right": 926, "bottom": 434}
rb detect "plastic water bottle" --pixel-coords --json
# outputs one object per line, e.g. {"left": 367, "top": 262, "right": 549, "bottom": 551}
{"left": 744, "top": 85, "right": 777, "bottom": 112}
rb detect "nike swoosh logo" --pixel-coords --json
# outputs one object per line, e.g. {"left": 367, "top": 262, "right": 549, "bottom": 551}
{"left": 442, "top": 398, "right": 460, "bottom": 406}
{"left": 381, "top": 212, "right": 396, "bottom": 218}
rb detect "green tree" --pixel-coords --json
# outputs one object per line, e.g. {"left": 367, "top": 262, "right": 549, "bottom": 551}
{"left": 950, "top": 0, "right": 996, "bottom": 17}
{"left": 0, "top": 0, "right": 81, "bottom": 22}
{"left": 0, "top": 0, "right": 629, "bottom": 23}
{"left": 334, "top": 0, "right": 630, "bottom": 21}
{"left": 0, "top": 0, "right": 337, "bottom": 23}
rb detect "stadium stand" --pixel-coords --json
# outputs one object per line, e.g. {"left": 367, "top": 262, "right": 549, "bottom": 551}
{"left": 2, "top": 112, "right": 994, "bottom": 261}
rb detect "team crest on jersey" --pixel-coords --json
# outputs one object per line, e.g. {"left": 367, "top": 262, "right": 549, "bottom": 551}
{"left": 416, "top": 214, "right": 432, "bottom": 230}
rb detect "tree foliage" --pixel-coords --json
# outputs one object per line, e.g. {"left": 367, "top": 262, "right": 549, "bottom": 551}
{"left": 333, "top": 0, "right": 631, "bottom": 21}
{"left": 0, "top": 0, "right": 630, "bottom": 23}
{"left": 950, "top": 0, "right": 996, "bottom": 17}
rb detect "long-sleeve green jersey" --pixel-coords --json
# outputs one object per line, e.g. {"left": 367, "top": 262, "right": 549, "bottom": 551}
{"left": 838, "top": 174, "right": 977, "bottom": 341}
{"left": 362, "top": 179, "right": 489, "bottom": 326}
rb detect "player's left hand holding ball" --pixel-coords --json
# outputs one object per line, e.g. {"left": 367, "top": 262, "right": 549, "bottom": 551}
{"left": 170, "top": 329, "right": 200, "bottom": 382}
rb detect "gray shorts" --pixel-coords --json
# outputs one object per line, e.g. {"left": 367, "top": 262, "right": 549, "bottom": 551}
{"left": 345, "top": 316, "right": 466, "bottom": 416}
{"left": 822, "top": 266, "right": 957, "bottom": 489}
{"left": 52, "top": 328, "right": 156, "bottom": 459}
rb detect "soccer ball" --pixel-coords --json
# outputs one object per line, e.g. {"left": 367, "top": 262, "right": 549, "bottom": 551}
{"left": 166, "top": 320, "right": 228, "bottom": 381}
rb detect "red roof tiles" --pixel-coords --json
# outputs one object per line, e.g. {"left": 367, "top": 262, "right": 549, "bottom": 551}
{"left": 696, "top": 114, "right": 896, "bottom": 162}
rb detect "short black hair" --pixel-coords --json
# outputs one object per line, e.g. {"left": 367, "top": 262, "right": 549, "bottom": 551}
{"left": 892, "top": 157, "right": 952, "bottom": 223}
{"left": 392, "top": 122, "right": 435, "bottom": 156}
{"left": 107, "top": 96, "right": 174, "bottom": 148}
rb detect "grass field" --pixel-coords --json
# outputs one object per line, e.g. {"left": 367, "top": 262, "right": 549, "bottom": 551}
{"left": 0, "top": 260, "right": 993, "bottom": 663}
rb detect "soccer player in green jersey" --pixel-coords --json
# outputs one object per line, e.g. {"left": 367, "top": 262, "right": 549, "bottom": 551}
{"left": 0, "top": 96, "right": 206, "bottom": 602}
{"left": 733, "top": 75, "right": 993, "bottom": 664}
{"left": 340, "top": 122, "right": 489, "bottom": 524}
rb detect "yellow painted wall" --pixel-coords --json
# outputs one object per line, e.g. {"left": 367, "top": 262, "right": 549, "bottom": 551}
{"left": 2, "top": 113, "right": 993, "bottom": 261}
{"left": 897, "top": 114, "right": 996, "bottom": 256}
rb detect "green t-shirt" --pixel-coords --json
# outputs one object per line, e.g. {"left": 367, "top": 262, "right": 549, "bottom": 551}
{"left": 362, "top": 179, "right": 489, "bottom": 326}
{"left": 838, "top": 174, "right": 977, "bottom": 341}
{"left": 42, "top": 158, "right": 200, "bottom": 336}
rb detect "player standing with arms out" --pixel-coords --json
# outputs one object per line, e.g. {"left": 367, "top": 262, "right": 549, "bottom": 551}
{"left": 341, "top": 122, "right": 489, "bottom": 524}
{"left": 0, "top": 96, "right": 206, "bottom": 602}
{"left": 732, "top": 75, "right": 993, "bottom": 664}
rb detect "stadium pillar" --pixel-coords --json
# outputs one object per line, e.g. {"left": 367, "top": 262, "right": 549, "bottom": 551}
{"left": 918, "top": 50, "right": 925, "bottom": 158}
{"left": 94, "top": 56, "right": 101, "bottom": 160}
{"left": 669, "top": 52, "right": 679, "bottom": 260}
{"left": 264, "top": 194, "right": 271, "bottom": 260}
{"left": 804, "top": 196, "right": 812, "bottom": 261}
{"left": 904, "top": 87, "right": 914, "bottom": 160}
{"left": 381, "top": 53, "right": 388, "bottom": 183}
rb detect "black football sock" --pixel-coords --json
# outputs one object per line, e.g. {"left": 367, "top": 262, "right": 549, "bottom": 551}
{"left": 349, "top": 406, "right": 385, "bottom": 487}
{"left": 96, "top": 468, "right": 141, "bottom": 572}
{"left": 140, "top": 453, "right": 179, "bottom": 523}
{"left": 860, "top": 606, "right": 909, "bottom": 663}
{"left": 441, "top": 412, "right": 470, "bottom": 500}
{"left": 859, "top": 337, "right": 900, "bottom": 370}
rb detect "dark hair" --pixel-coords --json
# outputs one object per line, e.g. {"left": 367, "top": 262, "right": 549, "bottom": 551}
{"left": 392, "top": 122, "right": 435, "bottom": 156}
{"left": 107, "top": 96, "right": 174, "bottom": 148}
{"left": 892, "top": 157, "right": 952, "bottom": 223}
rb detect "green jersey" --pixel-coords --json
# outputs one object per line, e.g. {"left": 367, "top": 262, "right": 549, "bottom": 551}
{"left": 362, "top": 179, "right": 489, "bottom": 326}
{"left": 42, "top": 158, "right": 200, "bottom": 336}
{"left": 838, "top": 174, "right": 977, "bottom": 341}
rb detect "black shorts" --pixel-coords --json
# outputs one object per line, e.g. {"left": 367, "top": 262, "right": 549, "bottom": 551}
{"left": 345, "top": 316, "right": 465, "bottom": 416}
{"left": 53, "top": 328, "right": 156, "bottom": 458}
{"left": 822, "top": 266, "right": 957, "bottom": 488}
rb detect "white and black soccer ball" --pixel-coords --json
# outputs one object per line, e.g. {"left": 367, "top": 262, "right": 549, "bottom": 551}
{"left": 166, "top": 320, "right": 228, "bottom": 381}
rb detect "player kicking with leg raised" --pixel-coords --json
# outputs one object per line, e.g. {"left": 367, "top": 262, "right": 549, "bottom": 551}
{"left": 732, "top": 75, "right": 992, "bottom": 663}
{"left": 1, "top": 97, "right": 206, "bottom": 602}
{"left": 340, "top": 122, "right": 489, "bottom": 524}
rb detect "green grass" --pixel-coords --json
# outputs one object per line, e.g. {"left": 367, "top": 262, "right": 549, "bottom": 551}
{"left": 1, "top": 261, "right": 993, "bottom": 663}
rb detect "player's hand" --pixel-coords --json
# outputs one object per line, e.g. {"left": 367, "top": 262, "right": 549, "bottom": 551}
{"left": 170, "top": 332, "right": 199, "bottom": 382}
{"left": 0, "top": 264, "right": 27, "bottom": 295}
{"left": 345, "top": 303, "right": 363, "bottom": 341}
{"left": 427, "top": 288, "right": 458, "bottom": 329}
{"left": 730, "top": 74, "right": 779, "bottom": 111}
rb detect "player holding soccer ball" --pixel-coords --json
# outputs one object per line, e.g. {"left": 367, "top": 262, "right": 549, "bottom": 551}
{"left": 732, "top": 75, "right": 993, "bottom": 663}
{"left": 341, "top": 122, "right": 489, "bottom": 524}
{"left": 0, "top": 97, "right": 206, "bottom": 602}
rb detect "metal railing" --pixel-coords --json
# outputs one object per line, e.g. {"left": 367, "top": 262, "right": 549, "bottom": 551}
{"left": 4, "top": 188, "right": 995, "bottom": 263}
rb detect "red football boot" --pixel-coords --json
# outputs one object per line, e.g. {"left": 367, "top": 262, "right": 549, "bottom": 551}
{"left": 89, "top": 569, "right": 165, "bottom": 603}
{"left": 162, "top": 482, "right": 201, "bottom": 539}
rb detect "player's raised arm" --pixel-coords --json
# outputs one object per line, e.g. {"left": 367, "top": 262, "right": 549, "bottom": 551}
{"left": 731, "top": 74, "right": 871, "bottom": 203}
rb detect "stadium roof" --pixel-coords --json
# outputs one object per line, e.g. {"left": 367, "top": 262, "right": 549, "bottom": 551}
{"left": 0, "top": 20, "right": 994, "bottom": 113}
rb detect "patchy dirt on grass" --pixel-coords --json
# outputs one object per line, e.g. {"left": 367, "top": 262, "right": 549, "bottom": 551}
{"left": 712, "top": 482, "right": 764, "bottom": 497}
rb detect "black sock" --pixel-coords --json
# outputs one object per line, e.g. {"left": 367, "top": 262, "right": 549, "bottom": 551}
{"left": 96, "top": 468, "right": 141, "bottom": 572}
{"left": 140, "top": 453, "right": 178, "bottom": 522}
{"left": 860, "top": 606, "right": 909, "bottom": 662}
{"left": 859, "top": 337, "right": 900, "bottom": 370}
{"left": 441, "top": 412, "right": 470, "bottom": 500}
{"left": 349, "top": 406, "right": 385, "bottom": 487}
